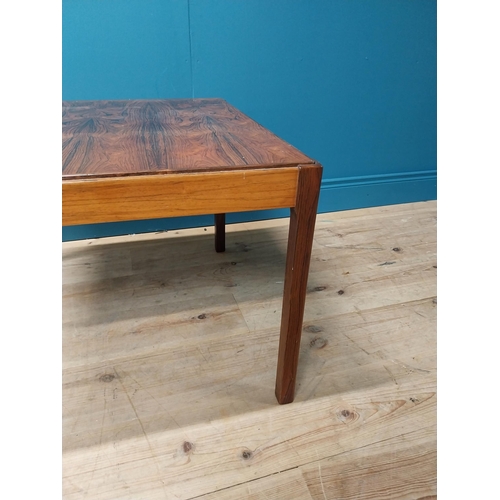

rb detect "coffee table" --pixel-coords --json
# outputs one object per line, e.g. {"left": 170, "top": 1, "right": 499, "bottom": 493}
{"left": 62, "top": 99, "right": 322, "bottom": 404}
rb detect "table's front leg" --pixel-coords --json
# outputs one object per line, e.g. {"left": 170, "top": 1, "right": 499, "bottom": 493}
{"left": 275, "top": 163, "right": 322, "bottom": 404}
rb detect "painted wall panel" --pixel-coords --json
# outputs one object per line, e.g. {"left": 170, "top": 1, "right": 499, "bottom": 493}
{"left": 62, "top": 0, "right": 191, "bottom": 100}
{"left": 62, "top": 0, "right": 436, "bottom": 241}
{"left": 189, "top": 0, "right": 436, "bottom": 178}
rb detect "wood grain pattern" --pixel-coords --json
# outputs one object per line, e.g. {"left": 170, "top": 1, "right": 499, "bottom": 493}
{"left": 276, "top": 164, "right": 322, "bottom": 403}
{"left": 301, "top": 425, "right": 436, "bottom": 500}
{"left": 62, "top": 201, "right": 437, "bottom": 499}
{"left": 62, "top": 99, "right": 314, "bottom": 179}
{"left": 62, "top": 168, "right": 299, "bottom": 226}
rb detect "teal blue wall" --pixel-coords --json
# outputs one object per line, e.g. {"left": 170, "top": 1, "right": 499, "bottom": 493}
{"left": 63, "top": 0, "right": 436, "bottom": 241}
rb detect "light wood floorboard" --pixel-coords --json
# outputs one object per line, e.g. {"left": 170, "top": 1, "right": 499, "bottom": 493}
{"left": 63, "top": 201, "right": 437, "bottom": 499}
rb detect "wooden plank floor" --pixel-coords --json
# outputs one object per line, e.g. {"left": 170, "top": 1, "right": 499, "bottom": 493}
{"left": 62, "top": 201, "right": 437, "bottom": 500}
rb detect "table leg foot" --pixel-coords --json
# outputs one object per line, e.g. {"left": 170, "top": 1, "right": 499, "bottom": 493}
{"left": 215, "top": 213, "right": 226, "bottom": 252}
{"left": 275, "top": 164, "right": 322, "bottom": 404}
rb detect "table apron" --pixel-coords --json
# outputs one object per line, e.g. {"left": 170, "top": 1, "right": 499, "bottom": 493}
{"left": 62, "top": 167, "right": 299, "bottom": 226}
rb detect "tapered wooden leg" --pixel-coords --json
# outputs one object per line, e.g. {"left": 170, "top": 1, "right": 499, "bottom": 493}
{"left": 275, "top": 164, "right": 322, "bottom": 404}
{"left": 215, "top": 213, "right": 226, "bottom": 252}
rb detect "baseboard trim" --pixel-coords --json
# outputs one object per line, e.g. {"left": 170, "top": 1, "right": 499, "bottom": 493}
{"left": 317, "top": 170, "right": 436, "bottom": 213}
{"left": 321, "top": 170, "right": 437, "bottom": 189}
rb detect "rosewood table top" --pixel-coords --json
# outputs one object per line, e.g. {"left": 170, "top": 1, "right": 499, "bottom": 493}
{"left": 62, "top": 99, "right": 315, "bottom": 179}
